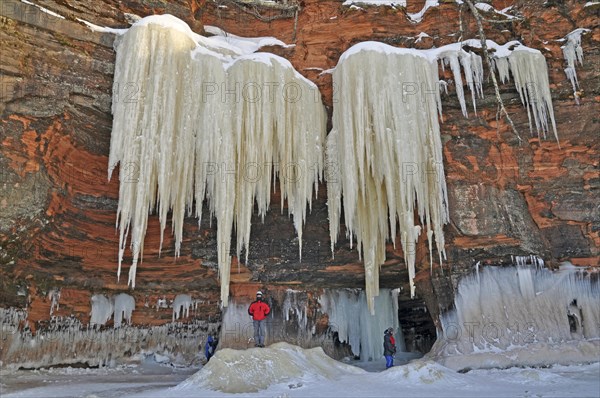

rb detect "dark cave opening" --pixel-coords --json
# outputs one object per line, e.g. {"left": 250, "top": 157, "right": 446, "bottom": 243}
{"left": 397, "top": 295, "right": 437, "bottom": 354}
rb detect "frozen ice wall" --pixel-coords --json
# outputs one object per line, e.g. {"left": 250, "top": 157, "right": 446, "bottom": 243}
{"left": 109, "top": 16, "right": 326, "bottom": 307}
{"left": 0, "top": 307, "right": 217, "bottom": 369}
{"left": 431, "top": 262, "right": 600, "bottom": 369}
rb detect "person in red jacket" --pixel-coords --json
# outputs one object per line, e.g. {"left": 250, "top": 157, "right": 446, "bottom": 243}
{"left": 248, "top": 291, "right": 270, "bottom": 347}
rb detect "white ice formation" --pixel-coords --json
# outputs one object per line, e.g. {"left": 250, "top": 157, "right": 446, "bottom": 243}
{"left": 343, "top": 0, "right": 407, "bottom": 7}
{"left": 90, "top": 294, "right": 114, "bottom": 327}
{"left": 48, "top": 289, "right": 61, "bottom": 315}
{"left": 560, "top": 28, "right": 591, "bottom": 104}
{"left": 109, "top": 15, "right": 326, "bottom": 307}
{"left": 109, "top": 14, "right": 559, "bottom": 315}
{"left": 178, "top": 342, "right": 366, "bottom": 393}
{"left": 328, "top": 39, "right": 558, "bottom": 313}
{"left": 432, "top": 263, "right": 600, "bottom": 370}
{"left": 328, "top": 42, "right": 450, "bottom": 313}
{"left": 113, "top": 293, "right": 136, "bottom": 328}
{"left": 172, "top": 294, "right": 193, "bottom": 322}
{"left": 489, "top": 42, "right": 558, "bottom": 140}
{"left": 90, "top": 293, "right": 135, "bottom": 328}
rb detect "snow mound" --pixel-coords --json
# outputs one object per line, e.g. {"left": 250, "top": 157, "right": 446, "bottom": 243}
{"left": 177, "top": 343, "right": 366, "bottom": 393}
{"left": 374, "top": 359, "right": 460, "bottom": 385}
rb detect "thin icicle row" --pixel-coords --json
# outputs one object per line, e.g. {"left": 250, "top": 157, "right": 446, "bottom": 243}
{"left": 459, "top": 39, "right": 558, "bottom": 142}
{"left": 109, "top": 16, "right": 326, "bottom": 307}
{"left": 560, "top": 28, "right": 590, "bottom": 105}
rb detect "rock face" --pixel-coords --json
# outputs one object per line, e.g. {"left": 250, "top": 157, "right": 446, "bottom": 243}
{"left": 0, "top": 0, "right": 598, "bottom": 366}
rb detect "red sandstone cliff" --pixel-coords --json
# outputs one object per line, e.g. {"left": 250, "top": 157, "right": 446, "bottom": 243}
{"left": 0, "top": 0, "right": 598, "bottom": 352}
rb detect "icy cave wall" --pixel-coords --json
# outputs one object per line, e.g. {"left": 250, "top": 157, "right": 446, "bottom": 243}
{"left": 0, "top": 0, "right": 599, "bottom": 367}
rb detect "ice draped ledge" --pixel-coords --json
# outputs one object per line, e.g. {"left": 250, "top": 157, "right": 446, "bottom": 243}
{"left": 109, "top": 15, "right": 559, "bottom": 313}
{"left": 328, "top": 40, "right": 558, "bottom": 313}
{"left": 108, "top": 15, "right": 327, "bottom": 307}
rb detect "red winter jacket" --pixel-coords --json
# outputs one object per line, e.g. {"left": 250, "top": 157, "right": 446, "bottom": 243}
{"left": 248, "top": 300, "right": 270, "bottom": 321}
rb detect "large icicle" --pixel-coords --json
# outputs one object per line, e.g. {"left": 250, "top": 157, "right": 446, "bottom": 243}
{"left": 109, "top": 15, "right": 326, "bottom": 307}
{"left": 506, "top": 47, "right": 558, "bottom": 141}
{"left": 109, "top": 18, "right": 200, "bottom": 288}
{"left": 327, "top": 42, "right": 450, "bottom": 314}
{"left": 328, "top": 38, "right": 559, "bottom": 314}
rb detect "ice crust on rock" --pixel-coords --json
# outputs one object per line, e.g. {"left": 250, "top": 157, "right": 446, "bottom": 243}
{"left": 431, "top": 263, "right": 600, "bottom": 370}
{"left": 109, "top": 16, "right": 326, "bottom": 307}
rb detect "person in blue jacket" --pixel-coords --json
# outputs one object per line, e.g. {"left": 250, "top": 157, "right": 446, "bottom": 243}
{"left": 204, "top": 334, "right": 218, "bottom": 361}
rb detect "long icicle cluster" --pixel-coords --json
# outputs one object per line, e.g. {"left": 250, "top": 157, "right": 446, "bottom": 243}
{"left": 327, "top": 43, "right": 450, "bottom": 314}
{"left": 109, "top": 16, "right": 326, "bottom": 306}
{"left": 327, "top": 39, "right": 559, "bottom": 314}
{"left": 491, "top": 44, "right": 558, "bottom": 141}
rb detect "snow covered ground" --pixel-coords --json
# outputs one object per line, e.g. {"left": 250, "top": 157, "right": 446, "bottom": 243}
{"left": 2, "top": 344, "right": 598, "bottom": 398}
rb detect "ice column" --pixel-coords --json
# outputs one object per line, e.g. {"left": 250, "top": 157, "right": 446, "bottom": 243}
{"left": 173, "top": 294, "right": 193, "bottom": 321}
{"left": 319, "top": 288, "right": 402, "bottom": 361}
{"left": 113, "top": 293, "right": 135, "bottom": 327}
{"left": 90, "top": 294, "right": 114, "bottom": 327}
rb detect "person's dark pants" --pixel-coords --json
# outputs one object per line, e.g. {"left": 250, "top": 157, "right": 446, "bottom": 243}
{"left": 253, "top": 319, "right": 266, "bottom": 346}
{"left": 385, "top": 355, "right": 394, "bottom": 368}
